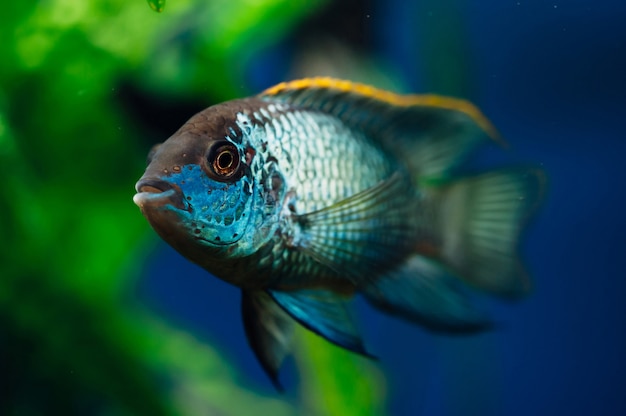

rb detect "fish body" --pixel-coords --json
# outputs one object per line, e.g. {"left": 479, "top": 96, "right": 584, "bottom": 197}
{"left": 134, "top": 78, "right": 543, "bottom": 388}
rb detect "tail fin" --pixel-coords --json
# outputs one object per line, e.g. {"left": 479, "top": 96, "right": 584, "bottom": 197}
{"left": 361, "top": 167, "right": 544, "bottom": 332}
{"left": 434, "top": 168, "right": 545, "bottom": 298}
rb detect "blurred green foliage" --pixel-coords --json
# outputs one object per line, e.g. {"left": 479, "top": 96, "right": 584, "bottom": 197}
{"left": 148, "top": 0, "right": 167, "bottom": 13}
{"left": 0, "top": 0, "right": 387, "bottom": 414}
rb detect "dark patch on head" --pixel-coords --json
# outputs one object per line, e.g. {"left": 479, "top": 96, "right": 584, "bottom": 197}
{"left": 245, "top": 146, "right": 256, "bottom": 165}
{"left": 270, "top": 174, "right": 283, "bottom": 193}
{"left": 261, "top": 170, "right": 285, "bottom": 209}
{"left": 177, "top": 98, "right": 270, "bottom": 143}
{"left": 142, "top": 98, "right": 272, "bottom": 179}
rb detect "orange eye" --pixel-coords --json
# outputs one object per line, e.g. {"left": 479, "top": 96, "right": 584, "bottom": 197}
{"left": 207, "top": 141, "right": 241, "bottom": 180}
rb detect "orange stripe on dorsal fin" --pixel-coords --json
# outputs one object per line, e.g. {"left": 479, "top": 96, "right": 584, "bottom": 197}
{"left": 261, "top": 77, "right": 503, "bottom": 145}
{"left": 261, "top": 77, "right": 505, "bottom": 179}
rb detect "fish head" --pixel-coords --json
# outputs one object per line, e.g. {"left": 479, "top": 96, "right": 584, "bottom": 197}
{"left": 133, "top": 99, "right": 280, "bottom": 270}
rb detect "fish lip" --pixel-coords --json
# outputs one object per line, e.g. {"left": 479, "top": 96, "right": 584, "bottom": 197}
{"left": 133, "top": 178, "right": 187, "bottom": 211}
{"left": 135, "top": 178, "right": 174, "bottom": 194}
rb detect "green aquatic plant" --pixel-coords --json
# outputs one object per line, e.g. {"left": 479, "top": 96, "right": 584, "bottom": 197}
{"left": 148, "top": 0, "right": 167, "bottom": 13}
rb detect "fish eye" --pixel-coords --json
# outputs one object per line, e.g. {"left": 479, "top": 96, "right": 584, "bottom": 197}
{"left": 206, "top": 141, "right": 241, "bottom": 180}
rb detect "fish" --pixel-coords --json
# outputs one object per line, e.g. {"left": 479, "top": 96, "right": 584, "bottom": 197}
{"left": 133, "top": 77, "right": 544, "bottom": 389}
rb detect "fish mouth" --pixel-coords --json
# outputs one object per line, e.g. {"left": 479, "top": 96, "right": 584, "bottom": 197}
{"left": 133, "top": 178, "right": 187, "bottom": 211}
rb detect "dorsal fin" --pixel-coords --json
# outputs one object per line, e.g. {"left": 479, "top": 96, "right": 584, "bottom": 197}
{"left": 260, "top": 77, "right": 503, "bottom": 178}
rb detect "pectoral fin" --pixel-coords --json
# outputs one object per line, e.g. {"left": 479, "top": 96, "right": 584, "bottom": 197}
{"left": 290, "top": 172, "right": 417, "bottom": 284}
{"left": 268, "top": 289, "right": 372, "bottom": 357}
{"left": 241, "top": 290, "right": 294, "bottom": 391}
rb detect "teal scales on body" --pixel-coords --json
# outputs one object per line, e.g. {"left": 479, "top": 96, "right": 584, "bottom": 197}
{"left": 133, "top": 78, "right": 544, "bottom": 389}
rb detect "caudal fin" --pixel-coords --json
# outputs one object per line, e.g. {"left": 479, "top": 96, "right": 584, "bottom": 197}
{"left": 436, "top": 168, "right": 545, "bottom": 298}
{"left": 361, "top": 167, "right": 544, "bottom": 332}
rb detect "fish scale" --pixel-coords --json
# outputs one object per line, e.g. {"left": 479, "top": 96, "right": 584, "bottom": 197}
{"left": 241, "top": 106, "right": 416, "bottom": 288}
{"left": 255, "top": 107, "right": 397, "bottom": 214}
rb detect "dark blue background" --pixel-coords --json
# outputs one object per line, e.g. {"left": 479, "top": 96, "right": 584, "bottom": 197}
{"left": 138, "top": 1, "right": 626, "bottom": 415}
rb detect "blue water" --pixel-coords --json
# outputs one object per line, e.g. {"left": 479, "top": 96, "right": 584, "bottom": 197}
{"left": 138, "top": 2, "right": 626, "bottom": 414}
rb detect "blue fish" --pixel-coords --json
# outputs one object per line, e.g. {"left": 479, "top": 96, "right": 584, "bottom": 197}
{"left": 133, "top": 78, "right": 544, "bottom": 389}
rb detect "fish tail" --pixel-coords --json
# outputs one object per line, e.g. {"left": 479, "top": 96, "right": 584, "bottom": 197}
{"left": 361, "top": 167, "right": 544, "bottom": 333}
{"left": 431, "top": 167, "right": 546, "bottom": 298}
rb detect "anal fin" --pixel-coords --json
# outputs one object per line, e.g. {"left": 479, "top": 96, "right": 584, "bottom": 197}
{"left": 363, "top": 255, "right": 491, "bottom": 333}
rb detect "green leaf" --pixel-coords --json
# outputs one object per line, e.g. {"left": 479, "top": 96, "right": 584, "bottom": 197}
{"left": 296, "top": 328, "right": 387, "bottom": 415}
{"left": 147, "top": 0, "right": 166, "bottom": 12}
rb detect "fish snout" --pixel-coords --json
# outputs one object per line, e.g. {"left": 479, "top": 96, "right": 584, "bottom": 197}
{"left": 133, "top": 178, "right": 187, "bottom": 211}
